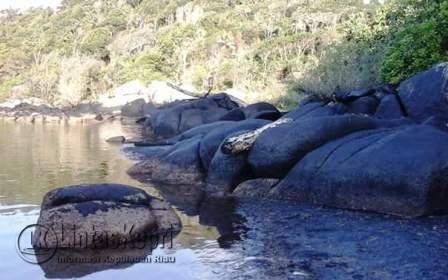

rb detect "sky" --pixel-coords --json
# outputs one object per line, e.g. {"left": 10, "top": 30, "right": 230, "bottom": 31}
{"left": 0, "top": 0, "right": 62, "bottom": 11}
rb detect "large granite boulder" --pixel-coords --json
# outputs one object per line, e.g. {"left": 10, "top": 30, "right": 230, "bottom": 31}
{"left": 334, "top": 88, "right": 375, "bottom": 103}
{"left": 128, "top": 136, "right": 205, "bottom": 185}
{"left": 219, "top": 108, "right": 246, "bottom": 121}
{"left": 149, "top": 93, "right": 240, "bottom": 138}
{"left": 283, "top": 101, "right": 346, "bottom": 121}
{"left": 346, "top": 96, "right": 380, "bottom": 115}
{"left": 375, "top": 94, "right": 406, "bottom": 119}
{"left": 242, "top": 102, "right": 281, "bottom": 120}
{"left": 269, "top": 125, "right": 448, "bottom": 217}
{"left": 218, "top": 102, "right": 281, "bottom": 121}
{"left": 33, "top": 184, "right": 181, "bottom": 248}
{"left": 248, "top": 115, "right": 379, "bottom": 178}
{"left": 206, "top": 131, "right": 253, "bottom": 196}
{"left": 334, "top": 84, "right": 396, "bottom": 104}
{"left": 398, "top": 63, "right": 448, "bottom": 123}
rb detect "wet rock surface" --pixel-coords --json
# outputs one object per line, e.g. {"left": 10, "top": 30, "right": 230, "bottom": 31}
{"left": 231, "top": 199, "right": 448, "bottom": 280}
{"left": 34, "top": 184, "right": 181, "bottom": 248}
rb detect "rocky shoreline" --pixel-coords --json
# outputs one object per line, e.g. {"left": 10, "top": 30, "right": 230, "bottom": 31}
{"left": 126, "top": 63, "right": 448, "bottom": 218}
{"left": 0, "top": 81, "right": 200, "bottom": 123}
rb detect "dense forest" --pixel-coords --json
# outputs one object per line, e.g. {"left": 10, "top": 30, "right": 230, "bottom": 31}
{"left": 0, "top": 0, "right": 447, "bottom": 108}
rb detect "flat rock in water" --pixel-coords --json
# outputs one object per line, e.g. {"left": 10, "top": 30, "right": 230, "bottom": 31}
{"left": 34, "top": 184, "right": 181, "bottom": 248}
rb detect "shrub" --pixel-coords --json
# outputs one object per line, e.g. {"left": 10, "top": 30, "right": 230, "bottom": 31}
{"left": 57, "top": 56, "right": 105, "bottom": 106}
{"left": 79, "top": 27, "right": 112, "bottom": 57}
{"left": 102, "top": 9, "right": 128, "bottom": 31}
{"left": 380, "top": 20, "right": 446, "bottom": 83}
{"left": 0, "top": 76, "right": 24, "bottom": 100}
{"left": 120, "top": 50, "right": 171, "bottom": 83}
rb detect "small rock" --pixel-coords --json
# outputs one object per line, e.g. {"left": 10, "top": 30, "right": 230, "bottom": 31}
{"left": 106, "top": 136, "right": 126, "bottom": 143}
{"left": 94, "top": 114, "right": 104, "bottom": 121}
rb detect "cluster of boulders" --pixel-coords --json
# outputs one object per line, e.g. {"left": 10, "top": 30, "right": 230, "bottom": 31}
{"left": 128, "top": 63, "right": 448, "bottom": 217}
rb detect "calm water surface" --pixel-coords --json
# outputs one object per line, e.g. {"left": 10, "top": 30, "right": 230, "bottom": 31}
{"left": 1, "top": 119, "right": 448, "bottom": 280}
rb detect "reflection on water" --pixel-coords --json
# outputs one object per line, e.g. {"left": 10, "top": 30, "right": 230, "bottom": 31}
{"left": 0, "top": 120, "right": 145, "bottom": 205}
{"left": 0, "top": 120, "right": 235, "bottom": 280}
{"left": 1, "top": 120, "right": 448, "bottom": 280}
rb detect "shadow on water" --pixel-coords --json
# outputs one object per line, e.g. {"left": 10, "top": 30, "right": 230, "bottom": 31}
{"left": 144, "top": 179, "right": 448, "bottom": 280}
{"left": 147, "top": 182, "right": 248, "bottom": 249}
{"left": 37, "top": 245, "right": 154, "bottom": 278}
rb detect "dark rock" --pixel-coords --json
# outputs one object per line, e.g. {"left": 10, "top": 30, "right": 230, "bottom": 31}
{"left": 298, "top": 95, "right": 323, "bottom": 106}
{"left": 206, "top": 131, "right": 253, "bottom": 196}
{"left": 243, "top": 102, "right": 281, "bottom": 120}
{"left": 121, "top": 98, "right": 147, "bottom": 117}
{"left": 94, "top": 114, "right": 104, "bottom": 121}
{"left": 128, "top": 136, "right": 205, "bottom": 185}
{"left": 68, "top": 103, "right": 101, "bottom": 115}
{"left": 136, "top": 116, "right": 148, "bottom": 124}
{"left": 232, "top": 178, "right": 279, "bottom": 199}
{"left": 152, "top": 107, "right": 183, "bottom": 138}
{"left": 124, "top": 145, "right": 172, "bottom": 161}
{"left": 134, "top": 121, "right": 236, "bottom": 147}
{"left": 142, "top": 102, "right": 156, "bottom": 116}
{"left": 202, "top": 107, "right": 230, "bottom": 123}
{"left": 178, "top": 109, "right": 207, "bottom": 132}
{"left": 208, "top": 93, "right": 241, "bottom": 110}
{"left": 373, "top": 84, "right": 397, "bottom": 99}
{"left": 334, "top": 88, "right": 375, "bottom": 103}
{"left": 199, "top": 119, "right": 270, "bottom": 170}
{"left": 41, "top": 184, "right": 151, "bottom": 209}
{"left": 375, "top": 94, "right": 405, "bottom": 119}
{"left": 283, "top": 101, "right": 346, "bottom": 121}
{"left": 172, "top": 121, "right": 236, "bottom": 143}
{"left": 270, "top": 125, "right": 448, "bottom": 217}
{"left": 178, "top": 108, "right": 229, "bottom": 132}
{"left": 422, "top": 116, "right": 448, "bottom": 131}
{"left": 106, "top": 136, "right": 126, "bottom": 143}
{"left": 219, "top": 108, "right": 246, "bottom": 121}
{"left": 398, "top": 63, "right": 448, "bottom": 122}
{"left": 149, "top": 94, "right": 240, "bottom": 138}
{"left": 346, "top": 96, "right": 380, "bottom": 115}
{"left": 248, "top": 115, "right": 379, "bottom": 178}
{"left": 35, "top": 184, "right": 181, "bottom": 248}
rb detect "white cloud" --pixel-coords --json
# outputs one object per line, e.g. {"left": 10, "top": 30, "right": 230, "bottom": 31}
{"left": 0, "top": 0, "right": 62, "bottom": 11}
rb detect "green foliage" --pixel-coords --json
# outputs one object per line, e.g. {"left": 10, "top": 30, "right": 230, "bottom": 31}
{"left": 120, "top": 51, "right": 171, "bottom": 83}
{"left": 3, "top": 0, "right": 446, "bottom": 106}
{"left": 0, "top": 76, "right": 24, "bottom": 100}
{"left": 102, "top": 9, "right": 127, "bottom": 30}
{"left": 191, "top": 65, "right": 207, "bottom": 90}
{"left": 340, "top": 0, "right": 448, "bottom": 84}
{"left": 381, "top": 21, "right": 446, "bottom": 83}
{"left": 379, "top": 0, "right": 448, "bottom": 83}
{"left": 79, "top": 27, "right": 112, "bottom": 57}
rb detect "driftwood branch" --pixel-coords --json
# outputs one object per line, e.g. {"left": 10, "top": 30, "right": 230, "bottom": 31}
{"left": 166, "top": 82, "right": 214, "bottom": 98}
{"left": 221, "top": 118, "right": 293, "bottom": 155}
{"left": 166, "top": 82, "right": 202, "bottom": 98}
